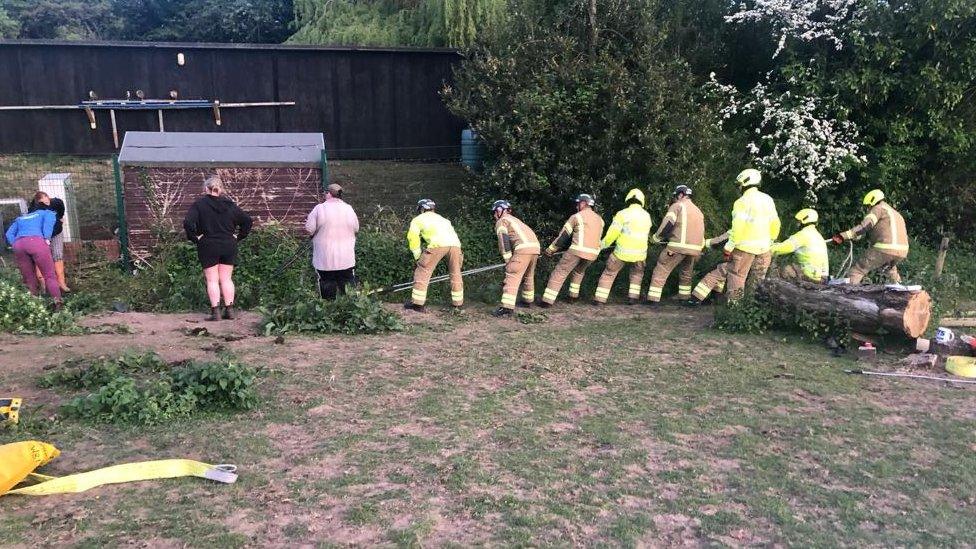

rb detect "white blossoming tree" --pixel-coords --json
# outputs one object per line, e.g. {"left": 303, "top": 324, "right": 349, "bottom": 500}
{"left": 712, "top": 1, "right": 867, "bottom": 202}
{"left": 725, "top": 0, "right": 862, "bottom": 57}
{"left": 708, "top": 74, "right": 865, "bottom": 201}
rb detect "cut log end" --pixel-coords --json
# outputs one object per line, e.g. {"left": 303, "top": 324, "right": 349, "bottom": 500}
{"left": 901, "top": 291, "right": 931, "bottom": 339}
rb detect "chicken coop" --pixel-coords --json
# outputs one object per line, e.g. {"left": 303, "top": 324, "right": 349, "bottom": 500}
{"left": 115, "top": 131, "right": 326, "bottom": 265}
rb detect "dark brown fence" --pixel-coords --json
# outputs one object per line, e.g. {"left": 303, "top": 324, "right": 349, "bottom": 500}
{"left": 0, "top": 40, "right": 464, "bottom": 159}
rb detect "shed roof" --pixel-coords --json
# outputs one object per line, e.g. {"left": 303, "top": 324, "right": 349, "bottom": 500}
{"left": 118, "top": 132, "right": 325, "bottom": 168}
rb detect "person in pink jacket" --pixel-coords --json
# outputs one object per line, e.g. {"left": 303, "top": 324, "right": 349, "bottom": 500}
{"left": 305, "top": 184, "right": 360, "bottom": 299}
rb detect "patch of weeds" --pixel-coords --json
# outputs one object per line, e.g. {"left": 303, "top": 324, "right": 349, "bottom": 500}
{"left": 516, "top": 311, "right": 548, "bottom": 324}
{"left": 607, "top": 513, "right": 653, "bottom": 544}
{"left": 38, "top": 351, "right": 170, "bottom": 389}
{"left": 388, "top": 518, "right": 433, "bottom": 547}
{"left": 714, "top": 292, "right": 771, "bottom": 334}
{"left": 345, "top": 501, "right": 380, "bottom": 525}
{"left": 282, "top": 521, "right": 309, "bottom": 539}
{"left": 84, "top": 323, "right": 134, "bottom": 334}
{"left": 40, "top": 351, "right": 259, "bottom": 425}
{"left": 0, "top": 279, "right": 78, "bottom": 335}
{"left": 63, "top": 291, "right": 107, "bottom": 314}
{"left": 260, "top": 289, "right": 404, "bottom": 335}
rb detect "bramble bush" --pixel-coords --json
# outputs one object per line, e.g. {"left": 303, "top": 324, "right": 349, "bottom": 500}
{"left": 42, "top": 351, "right": 259, "bottom": 425}
{"left": 0, "top": 279, "right": 77, "bottom": 335}
{"left": 260, "top": 286, "right": 404, "bottom": 336}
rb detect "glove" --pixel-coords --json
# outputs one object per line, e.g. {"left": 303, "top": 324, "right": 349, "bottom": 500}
{"left": 832, "top": 234, "right": 844, "bottom": 245}
{"left": 544, "top": 248, "right": 555, "bottom": 257}
{"left": 722, "top": 250, "right": 732, "bottom": 261}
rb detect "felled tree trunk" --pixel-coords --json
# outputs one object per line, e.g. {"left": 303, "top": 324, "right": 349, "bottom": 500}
{"left": 757, "top": 278, "right": 932, "bottom": 339}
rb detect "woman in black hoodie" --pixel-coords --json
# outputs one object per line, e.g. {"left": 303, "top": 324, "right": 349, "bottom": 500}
{"left": 182, "top": 176, "right": 253, "bottom": 321}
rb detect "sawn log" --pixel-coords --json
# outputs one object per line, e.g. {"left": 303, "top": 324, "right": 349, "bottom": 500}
{"left": 757, "top": 278, "right": 932, "bottom": 339}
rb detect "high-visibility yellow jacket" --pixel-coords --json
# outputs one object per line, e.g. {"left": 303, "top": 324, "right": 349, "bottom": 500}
{"left": 547, "top": 208, "right": 605, "bottom": 260}
{"left": 407, "top": 211, "right": 461, "bottom": 260}
{"left": 771, "top": 224, "right": 829, "bottom": 281}
{"left": 601, "top": 204, "right": 653, "bottom": 262}
{"left": 651, "top": 199, "right": 705, "bottom": 256}
{"left": 724, "top": 187, "right": 780, "bottom": 255}
{"left": 495, "top": 213, "right": 540, "bottom": 261}
{"left": 840, "top": 201, "right": 909, "bottom": 258}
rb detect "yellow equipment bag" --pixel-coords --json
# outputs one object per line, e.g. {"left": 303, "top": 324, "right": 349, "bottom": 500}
{"left": 946, "top": 356, "right": 976, "bottom": 379}
{"left": 0, "top": 441, "right": 238, "bottom": 497}
{"left": 0, "top": 441, "right": 60, "bottom": 495}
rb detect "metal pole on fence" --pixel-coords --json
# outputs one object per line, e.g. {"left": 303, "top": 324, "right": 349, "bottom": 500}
{"left": 112, "top": 154, "right": 132, "bottom": 271}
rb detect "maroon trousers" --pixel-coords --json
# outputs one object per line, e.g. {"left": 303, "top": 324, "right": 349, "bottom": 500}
{"left": 12, "top": 236, "right": 61, "bottom": 301}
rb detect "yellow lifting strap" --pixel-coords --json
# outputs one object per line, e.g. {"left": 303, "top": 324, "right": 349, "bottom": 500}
{"left": 1, "top": 441, "right": 237, "bottom": 497}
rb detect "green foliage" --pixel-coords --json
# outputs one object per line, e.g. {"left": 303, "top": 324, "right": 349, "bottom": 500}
{"left": 38, "top": 350, "right": 168, "bottom": 389}
{"left": 1, "top": 0, "right": 294, "bottom": 43}
{"left": 708, "top": 0, "right": 976, "bottom": 244}
{"left": 290, "top": 0, "right": 506, "bottom": 48}
{"left": 43, "top": 351, "right": 259, "bottom": 425}
{"left": 0, "top": 279, "right": 77, "bottom": 335}
{"left": 0, "top": 5, "right": 18, "bottom": 38}
{"left": 260, "top": 288, "right": 404, "bottom": 335}
{"left": 714, "top": 293, "right": 772, "bottom": 335}
{"left": 443, "top": 0, "right": 741, "bottom": 233}
{"left": 73, "top": 223, "right": 315, "bottom": 312}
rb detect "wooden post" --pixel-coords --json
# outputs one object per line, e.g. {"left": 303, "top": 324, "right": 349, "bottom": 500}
{"left": 934, "top": 236, "right": 950, "bottom": 280}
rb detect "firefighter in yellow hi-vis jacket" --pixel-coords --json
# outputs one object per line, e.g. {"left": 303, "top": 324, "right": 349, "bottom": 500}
{"left": 723, "top": 168, "right": 781, "bottom": 299}
{"left": 406, "top": 199, "right": 463, "bottom": 312}
{"left": 539, "top": 194, "right": 605, "bottom": 307}
{"left": 832, "top": 189, "right": 909, "bottom": 284}
{"left": 593, "top": 189, "right": 652, "bottom": 305}
{"left": 646, "top": 185, "right": 705, "bottom": 305}
{"left": 771, "top": 208, "right": 829, "bottom": 283}
{"left": 490, "top": 200, "right": 541, "bottom": 317}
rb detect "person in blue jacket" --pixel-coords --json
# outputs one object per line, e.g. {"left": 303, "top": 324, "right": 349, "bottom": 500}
{"left": 4, "top": 193, "right": 62, "bottom": 307}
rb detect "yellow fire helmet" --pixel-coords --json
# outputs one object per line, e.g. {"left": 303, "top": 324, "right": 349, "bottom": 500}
{"left": 863, "top": 189, "right": 885, "bottom": 206}
{"left": 625, "top": 188, "right": 645, "bottom": 207}
{"left": 736, "top": 168, "right": 762, "bottom": 188}
{"left": 794, "top": 208, "right": 819, "bottom": 225}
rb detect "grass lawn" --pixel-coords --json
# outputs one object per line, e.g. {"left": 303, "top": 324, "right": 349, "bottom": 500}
{"left": 1, "top": 303, "right": 974, "bottom": 546}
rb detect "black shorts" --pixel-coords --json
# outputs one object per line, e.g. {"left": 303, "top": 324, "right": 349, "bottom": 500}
{"left": 197, "top": 238, "right": 238, "bottom": 269}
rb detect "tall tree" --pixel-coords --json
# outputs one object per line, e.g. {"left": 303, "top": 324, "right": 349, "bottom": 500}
{"left": 289, "top": 0, "right": 507, "bottom": 48}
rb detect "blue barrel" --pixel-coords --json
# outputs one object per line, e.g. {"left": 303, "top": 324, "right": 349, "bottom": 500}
{"left": 461, "top": 128, "right": 485, "bottom": 171}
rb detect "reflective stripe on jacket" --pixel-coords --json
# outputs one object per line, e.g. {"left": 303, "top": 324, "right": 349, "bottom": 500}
{"left": 547, "top": 208, "right": 605, "bottom": 260}
{"left": 651, "top": 199, "right": 705, "bottom": 256}
{"left": 771, "top": 225, "right": 829, "bottom": 281}
{"left": 407, "top": 211, "right": 462, "bottom": 260}
{"left": 724, "top": 187, "right": 780, "bottom": 255}
{"left": 495, "top": 213, "right": 540, "bottom": 261}
{"left": 601, "top": 204, "right": 652, "bottom": 262}
{"left": 840, "top": 202, "right": 909, "bottom": 258}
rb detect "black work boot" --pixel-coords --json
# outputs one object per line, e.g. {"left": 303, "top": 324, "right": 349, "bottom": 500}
{"left": 516, "top": 300, "right": 532, "bottom": 308}
{"left": 536, "top": 300, "right": 552, "bottom": 309}
{"left": 645, "top": 300, "right": 660, "bottom": 307}
{"left": 627, "top": 298, "right": 639, "bottom": 306}
{"left": 491, "top": 307, "right": 513, "bottom": 318}
{"left": 591, "top": 300, "right": 604, "bottom": 306}
{"left": 222, "top": 303, "right": 235, "bottom": 320}
{"left": 682, "top": 298, "right": 702, "bottom": 307}
{"left": 404, "top": 302, "right": 427, "bottom": 313}
{"left": 207, "top": 306, "right": 221, "bottom": 321}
